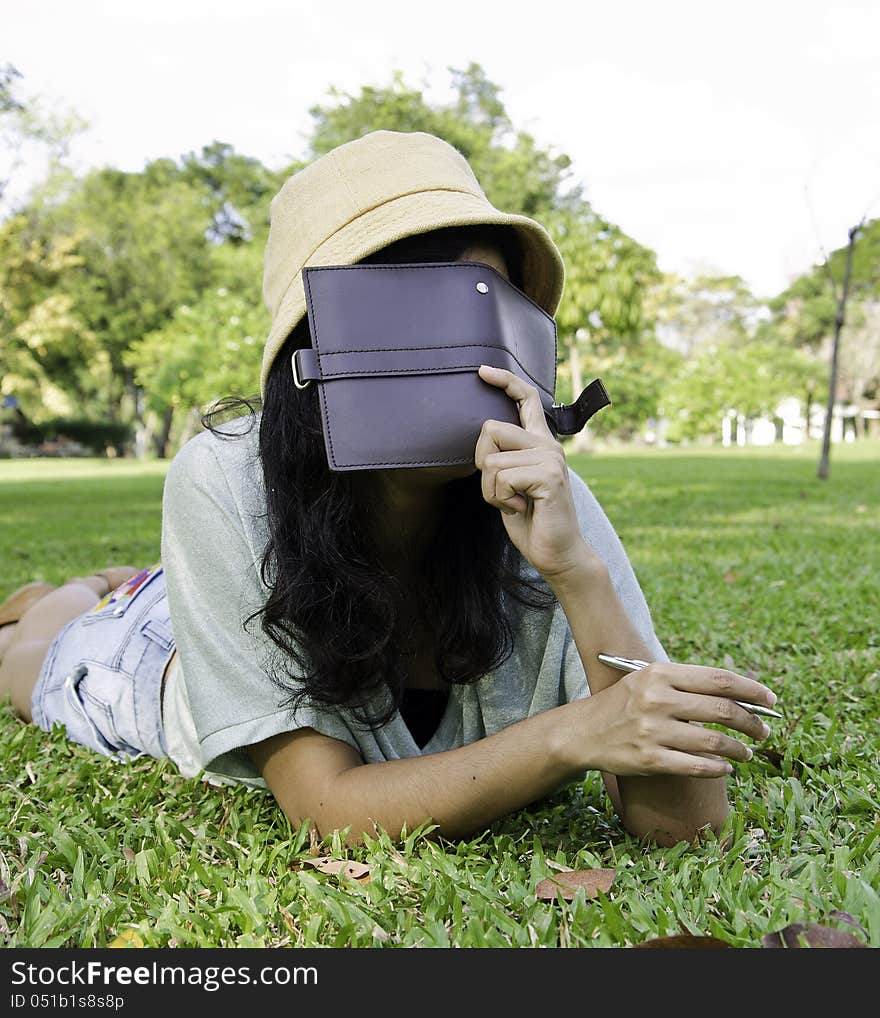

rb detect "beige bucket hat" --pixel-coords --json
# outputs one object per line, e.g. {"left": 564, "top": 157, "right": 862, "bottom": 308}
{"left": 260, "top": 129, "right": 566, "bottom": 396}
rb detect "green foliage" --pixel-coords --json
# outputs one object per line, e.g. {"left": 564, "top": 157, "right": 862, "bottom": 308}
{"left": 580, "top": 338, "right": 685, "bottom": 439}
{"left": 661, "top": 337, "right": 823, "bottom": 441}
{"left": 52, "top": 166, "right": 215, "bottom": 367}
{"left": 5, "top": 62, "right": 869, "bottom": 455}
{"left": 768, "top": 218, "right": 880, "bottom": 349}
{"left": 0, "top": 211, "right": 103, "bottom": 419}
{"left": 647, "top": 272, "right": 762, "bottom": 356}
{"left": 178, "top": 140, "right": 279, "bottom": 245}
{"left": 124, "top": 247, "right": 269, "bottom": 412}
{"left": 1, "top": 443, "right": 878, "bottom": 947}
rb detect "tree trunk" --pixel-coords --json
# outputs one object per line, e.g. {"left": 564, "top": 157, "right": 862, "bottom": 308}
{"left": 153, "top": 405, "right": 175, "bottom": 458}
{"left": 819, "top": 224, "right": 860, "bottom": 480}
{"left": 565, "top": 337, "right": 593, "bottom": 453}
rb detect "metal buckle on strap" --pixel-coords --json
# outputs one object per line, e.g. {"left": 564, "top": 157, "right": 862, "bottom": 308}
{"left": 291, "top": 349, "right": 312, "bottom": 390}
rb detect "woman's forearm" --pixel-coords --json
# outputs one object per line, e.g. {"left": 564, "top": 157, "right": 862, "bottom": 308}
{"left": 302, "top": 704, "right": 589, "bottom": 846}
{"left": 544, "top": 544, "right": 730, "bottom": 846}
{"left": 258, "top": 544, "right": 728, "bottom": 848}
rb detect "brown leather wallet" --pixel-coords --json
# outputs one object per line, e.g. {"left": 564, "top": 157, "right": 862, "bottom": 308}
{"left": 295, "top": 262, "right": 611, "bottom": 471}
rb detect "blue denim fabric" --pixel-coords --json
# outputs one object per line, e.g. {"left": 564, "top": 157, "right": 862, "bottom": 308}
{"left": 30, "top": 563, "right": 175, "bottom": 761}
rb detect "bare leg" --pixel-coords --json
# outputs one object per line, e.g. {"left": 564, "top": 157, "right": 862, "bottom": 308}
{"left": 0, "top": 569, "right": 140, "bottom": 723}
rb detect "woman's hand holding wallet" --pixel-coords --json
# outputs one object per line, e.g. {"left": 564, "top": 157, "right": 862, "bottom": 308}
{"left": 474, "top": 364, "right": 776, "bottom": 789}
{"left": 475, "top": 363, "right": 598, "bottom": 583}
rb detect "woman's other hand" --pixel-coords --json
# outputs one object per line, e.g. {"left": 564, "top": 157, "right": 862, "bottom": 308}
{"left": 475, "top": 364, "right": 593, "bottom": 582}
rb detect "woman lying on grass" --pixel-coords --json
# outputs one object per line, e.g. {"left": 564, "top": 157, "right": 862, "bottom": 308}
{"left": 0, "top": 130, "right": 777, "bottom": 849}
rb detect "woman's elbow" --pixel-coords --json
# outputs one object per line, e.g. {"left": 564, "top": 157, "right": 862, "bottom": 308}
{"left": 618, "top": 793, "right": 731, "bottom": 847}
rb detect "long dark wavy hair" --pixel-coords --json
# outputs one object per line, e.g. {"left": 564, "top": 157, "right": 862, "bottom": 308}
{"left": 202, "top": 224, "right": 558, "bottom": 730}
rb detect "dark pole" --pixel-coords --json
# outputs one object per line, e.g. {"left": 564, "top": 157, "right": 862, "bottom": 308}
{"left": 818, "top": 223, "right": 861, "bottom": 480}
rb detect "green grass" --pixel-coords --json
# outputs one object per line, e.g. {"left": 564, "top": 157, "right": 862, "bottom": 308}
{"left": 1, "top": 439, "right": 878, "bottom": 948}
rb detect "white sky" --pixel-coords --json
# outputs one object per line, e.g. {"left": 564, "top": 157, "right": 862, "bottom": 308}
{"left": 5, "top": 0, "right": 880, "bottom": 299}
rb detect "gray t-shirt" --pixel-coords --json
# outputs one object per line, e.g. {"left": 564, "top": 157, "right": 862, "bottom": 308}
{"left": 160, "top": 413, "right": 669, "bottom": 786}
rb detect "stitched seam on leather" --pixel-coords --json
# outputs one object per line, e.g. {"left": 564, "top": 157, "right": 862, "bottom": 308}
{"left": 317, "top": 364, "right": 553, "bottom": 398}
{"left": 323, "top": 341, "right": 516, "bottom": 354}
{"left": 318, "top": 345, "right": 552, "bottom": 398}
{"left": 305, "top": 261, "right": 554, "bottom": 322}
{"left": 338, "top": 455, "right": 474, "bottom": 467}
{"left": 305, "top": 268, "right": 341, "bottom": 467}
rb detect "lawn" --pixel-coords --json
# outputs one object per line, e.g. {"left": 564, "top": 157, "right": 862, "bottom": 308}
{"left": 1, "top": 439, "right": 878, "bottom": 948}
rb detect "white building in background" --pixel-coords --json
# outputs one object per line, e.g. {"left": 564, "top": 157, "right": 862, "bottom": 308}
{"left": 644, "top": 400, "right": 878, "bottom": 447}
{"left": 719, "top": 399, "right": 871, "bottom": 446}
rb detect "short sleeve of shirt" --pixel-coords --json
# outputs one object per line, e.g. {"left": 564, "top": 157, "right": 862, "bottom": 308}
{"left": 559, "top": 467, "right": 670, "bottom": 699}
{"left": 160, "top": 419, "right": 361, "bottom": 780}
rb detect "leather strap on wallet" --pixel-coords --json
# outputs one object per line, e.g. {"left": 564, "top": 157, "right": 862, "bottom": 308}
{"left": 293, "top": 347, "right": 611, "bottom": 437}
{"left": 297, "top": 262, "right": 612, "bottom": 471}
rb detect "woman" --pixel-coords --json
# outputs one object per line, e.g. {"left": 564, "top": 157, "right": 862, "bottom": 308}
{"left": 0, "top": 130, "right": 777, "bottom": 847}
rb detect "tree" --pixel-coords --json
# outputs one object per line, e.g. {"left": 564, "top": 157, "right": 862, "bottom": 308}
{"left": 124, "top": 242, "right": 269, "bottom": 454}
{"left": 179, "top": 141, "right": 280, "bottom": 245}
{"left": 647, "top": 271, "right": 764, "bottom": 358}
{"left": 767, "top": 217, "right": 880, "bottom": 469}
{"left": 550, "top": 201, "right": 662, "bottom": 444}
{"left": 661, "top": 335, "right": 823, "bottom": 443}
{"left": 0, "top": 213, "right": 106, "bottom": 420}
{"left": 3, "top": 63, "right": 671, "bottom": 456}
{"left": 817, "top": 222, "right": 861, "bottom": 480}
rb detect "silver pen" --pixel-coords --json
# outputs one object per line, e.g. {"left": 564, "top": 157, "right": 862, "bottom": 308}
{"left": 597, "top": 653, "right": 783, "bottom": 718}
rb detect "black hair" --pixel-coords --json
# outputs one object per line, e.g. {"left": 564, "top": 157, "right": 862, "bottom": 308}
{"left": 201, "top": 224, "right": 557, "bottom": 729}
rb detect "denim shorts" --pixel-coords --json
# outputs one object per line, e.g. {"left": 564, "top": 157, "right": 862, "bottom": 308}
{"left": 30, "top": 562, "right": 176, "bottom": 762}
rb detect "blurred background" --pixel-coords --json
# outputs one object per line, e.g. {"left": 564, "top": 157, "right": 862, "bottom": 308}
{"left": 1, "top": 0, "right": 878, "bottom": 460}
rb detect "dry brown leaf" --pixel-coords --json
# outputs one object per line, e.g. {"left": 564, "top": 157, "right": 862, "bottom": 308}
{"left": 633, "top": 934, "right": 731, "bottom": 948}
{"left": 762, "top": 922, "right": 868, "bottom": 948}
{"left": 121, "top": 846, "right": 135, "bottom": 863}
{"left": 108, "top": 929, "right": 144, "bottom": 948}
{"left": 534, "top": 868, "right": 616, "bottom": 901}
{"left": 299, "top": 856, "right": 371, "bottom": 882}
{"left": 278, "top": 906, "right": 299, "bottom": 936}
{"left": 307, "top": 824, "right": 321, "bottom": 855}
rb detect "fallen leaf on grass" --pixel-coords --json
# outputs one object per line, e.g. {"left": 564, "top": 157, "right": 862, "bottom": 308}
{"left": 108, "top": 929, "right": 144, "bottom": 948}
{"left": 298, "top": 856, "right": 371, "bottom": 882}
{"left": 633, "top": 935, "right": 731, "bottom": 948}
{"left": 278, "top": 906, "right": 299, "bottom": 936}
{"left": 762, "top": 922, "right": 868, "bottom": 948}
{"left": 534, "top": 868, "right": 616, "bottom": 901}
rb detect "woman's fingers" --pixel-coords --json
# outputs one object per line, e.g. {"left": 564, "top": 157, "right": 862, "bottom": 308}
{"left": 669, "top": 691, "right": 771, "bottom": 742}
{"left": 479, "top": 449, "right": 549, "bottom": 514}
{"left": 477, "top": 365, "right": 554, "bottom": 437}
{"left": 645, "top": 749, "right": 734, "bottom": 779}
{"left": 657, "top": 663, "right": 778, "bottom": 712}
{"left": 479, "top": 448, "right": 566, "bottom": 512}
{"left": 663, "top": 720, "right": 755, "bottom": 763}
{"left": 474, "top": 419, "right": 559, "bottom": 466}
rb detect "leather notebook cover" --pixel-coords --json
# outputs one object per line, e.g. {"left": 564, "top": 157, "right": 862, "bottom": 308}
{"left": 297, "top": 262, "right": 609, "bottom": 471}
